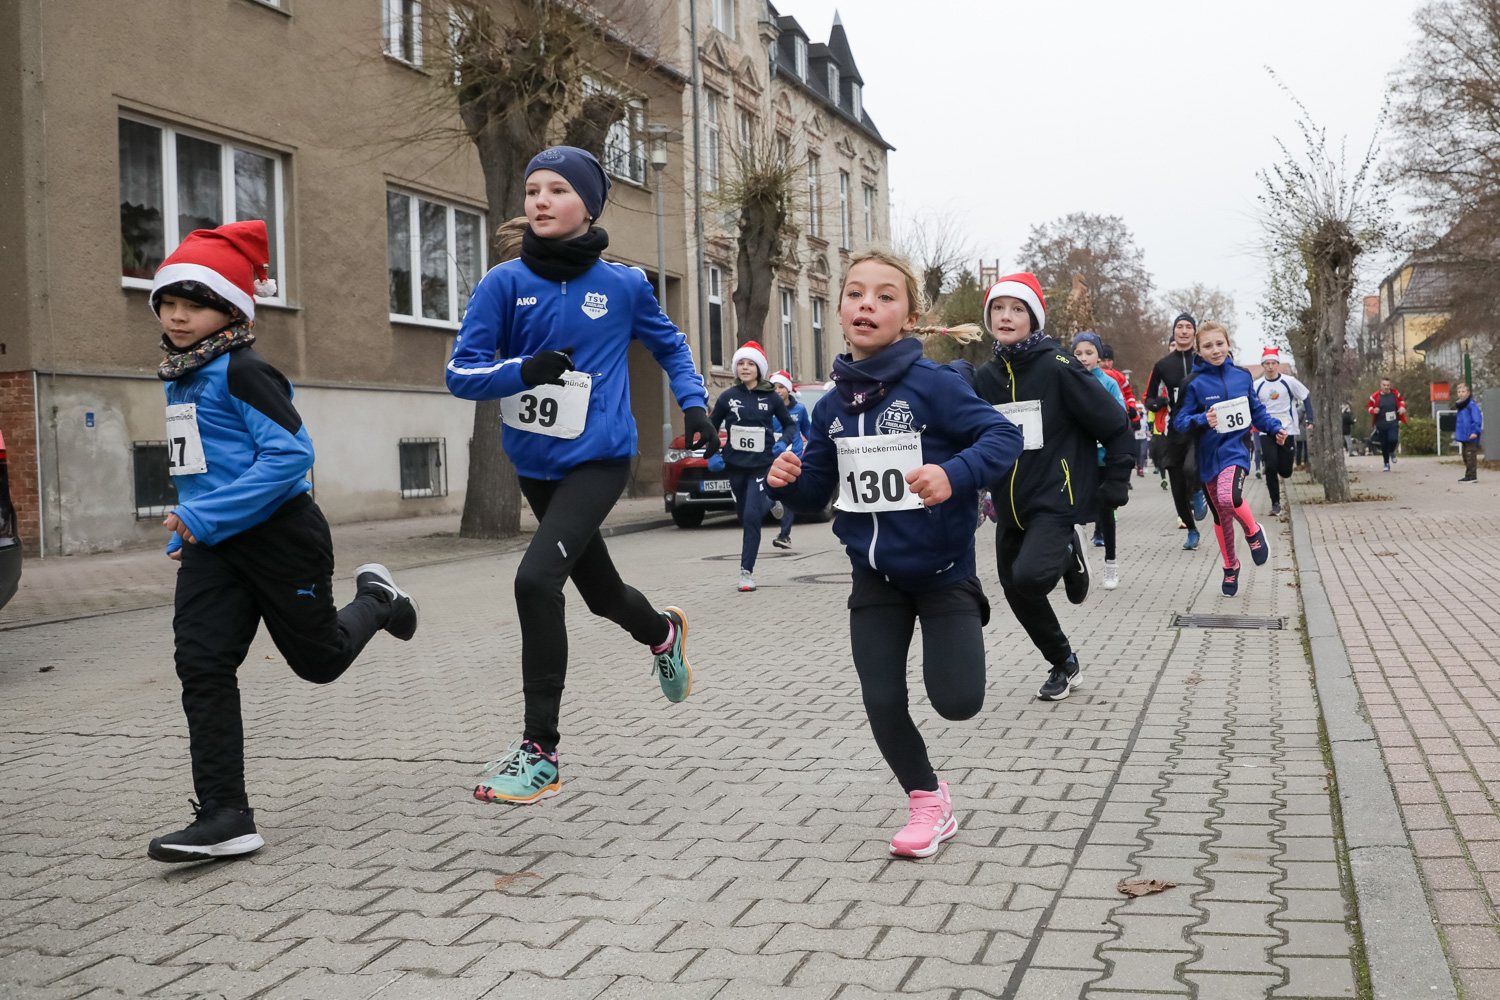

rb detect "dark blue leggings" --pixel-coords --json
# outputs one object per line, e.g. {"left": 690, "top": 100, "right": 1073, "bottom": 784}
{"left": 729, "top": 469, "right": 771, "bottom": 572}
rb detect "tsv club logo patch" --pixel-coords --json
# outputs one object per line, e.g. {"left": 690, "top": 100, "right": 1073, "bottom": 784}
{"left": 582, "top": 292, "right": 609, "bottom": 320}
{"left": 877, "top": 399, "right": 917, "bottom": 435}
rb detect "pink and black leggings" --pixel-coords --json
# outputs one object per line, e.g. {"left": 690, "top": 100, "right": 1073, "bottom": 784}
{"left": 1201, "top": 465, "right": 1261, "bottom": 570}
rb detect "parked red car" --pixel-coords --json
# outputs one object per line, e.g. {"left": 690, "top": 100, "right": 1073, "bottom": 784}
{"left": 662, "top": 382, "right": 832, "bottom": 528}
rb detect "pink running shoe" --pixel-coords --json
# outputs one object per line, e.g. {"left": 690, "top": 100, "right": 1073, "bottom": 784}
{"left": 889, "top": 781, "right": 958, "bottom": 858}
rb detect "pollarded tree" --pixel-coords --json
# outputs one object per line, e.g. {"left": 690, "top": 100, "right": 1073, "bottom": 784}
{"left": 1258, "top": 89, "right": 1395, "bottom": 501}
{"left": 895, "top": 209, "right": 979, "bottom": 312}
{"left": 716, "top": 125, "right": 804, "bottom": 355}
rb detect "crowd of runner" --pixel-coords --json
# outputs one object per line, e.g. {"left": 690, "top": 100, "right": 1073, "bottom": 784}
{"left": 136, "top": 144, "right": 1485, "bottom": 866}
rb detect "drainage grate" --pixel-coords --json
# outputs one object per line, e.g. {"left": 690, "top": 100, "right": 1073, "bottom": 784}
{"left": 1171, "top": 614, "right": 1288, "bottom": 630}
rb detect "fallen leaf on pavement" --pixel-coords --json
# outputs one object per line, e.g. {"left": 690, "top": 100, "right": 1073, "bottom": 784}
{"left": 494, "top": 872, "right": 542, "bottom": 890}
{"left": 1118, "top": 879, "right": 1177, "bottom": 897}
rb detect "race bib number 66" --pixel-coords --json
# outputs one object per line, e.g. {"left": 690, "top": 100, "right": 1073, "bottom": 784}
{"left": 835, "top": 432, "right": 925, "bottom": 513}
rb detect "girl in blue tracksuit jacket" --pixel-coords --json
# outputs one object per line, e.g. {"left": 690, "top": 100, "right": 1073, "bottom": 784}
{"left": 768, "top": 250, "right": 1023, "bottom": 859}
{"left": 445, "top": 147, "right": 716, "bottom": 806}
{"left": 145, "top": 220, "right": 417, "bottom": 866}
{"left": 771, "top": 370, "right": 811, "bottom": 548}
{"left": 707, "top": 342, "right": 795, "bottom": 591}
{"left": 1172, "top": 322, "right": 1285, "bottom": 597}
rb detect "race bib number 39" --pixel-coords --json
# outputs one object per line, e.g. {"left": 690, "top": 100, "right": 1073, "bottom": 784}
{"left": 835, "top": 432, "right": 924, "bottom": 513}
{"left": 995, "top": 400, "right": 1044, "bottom": 450}
{"left": 1212, "top": 396, "right": 1252, "bottom": 435}
{"left": 501, "top": 372, "right": 592, "bottom": 439}
{"left": 165, "top": 403, "right": 207, "bottom": 475}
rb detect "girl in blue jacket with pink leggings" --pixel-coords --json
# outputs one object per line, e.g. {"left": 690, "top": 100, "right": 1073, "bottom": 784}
{"left": 1173, "top": 322, "right": 1285, "bottom": 596}
{"left": 768, "top": 250, "right": 1022, "bottom": 859}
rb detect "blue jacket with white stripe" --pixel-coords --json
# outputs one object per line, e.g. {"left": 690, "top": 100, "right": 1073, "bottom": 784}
{"left": 164, "top": 347, "right": 314, "bottom": 549}
{"left": 445, "top": 257, "right": 708, "bottom": 480}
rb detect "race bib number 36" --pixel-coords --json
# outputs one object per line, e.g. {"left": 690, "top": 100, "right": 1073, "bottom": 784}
{"left": 1212, "top": 396, "right": 1252, "bottom": 435}
{"left": 501, "top": 372, "right": 592, "bottom": 439}
{"left": 165, "top": 403, "right": 207, "bottom": 475}
{"left": 835, "top": 432, "right": 924, "bottom": 513}
{"left": 995, "top": 399, "right": 1044, "bottom": 450}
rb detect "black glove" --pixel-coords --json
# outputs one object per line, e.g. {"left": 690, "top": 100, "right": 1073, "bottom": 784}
{"left": 1145, "top": 396, "right": 1165, "bottom": 412}
{"left": 1130, "top": 417, "right": 1142, "bottom": 432}
{"left": 1098, "top": 478, "right": 1130, "bottom": 509}
{"left": 519, "top": 348, "right": 575, "bottom": 387}
{"left": 683, "top": 406, "right": 719, "bottom": 458}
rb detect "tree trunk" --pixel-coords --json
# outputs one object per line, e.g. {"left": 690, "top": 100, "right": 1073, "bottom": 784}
{"left": 732, "top": 198, "right": 779, "bottom": 351}
{"left": 1309, "top": 242, "right": 1355, "bottom": 502}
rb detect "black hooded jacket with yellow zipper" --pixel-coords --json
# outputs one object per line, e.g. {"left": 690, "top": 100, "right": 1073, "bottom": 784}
{"left": 972, "top": 336, "right": 1136, "bottom": 528}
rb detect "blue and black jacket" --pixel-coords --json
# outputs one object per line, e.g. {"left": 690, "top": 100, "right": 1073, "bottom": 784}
{"left": 1456, "top": 397, "right": 1484, "bottom": 443}
{"left": 709, "top": 382, "right": 795, "bottom": 471}
{"left": 769, "top": 338, "right": 1023, "bottom": 592}
{"left": 164, "top": 347, "right": 314, "bottom": 550}
{"left": 1173, "top": 354, "right": 1283, "bottom": 482}
{"left": 773, "top": 399, "right": 812, "bottom": 457}
{"left": 445, "top": 257, "right": 708, "bottom": 480}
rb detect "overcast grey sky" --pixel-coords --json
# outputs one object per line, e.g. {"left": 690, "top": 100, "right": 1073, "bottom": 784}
{"left": 789, "top": 0, "right": 1424, "bottom": 352}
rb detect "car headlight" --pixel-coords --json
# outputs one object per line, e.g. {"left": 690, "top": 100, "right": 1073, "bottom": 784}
{"left": 665, "top": 449, "right": 691, "bottom": 462}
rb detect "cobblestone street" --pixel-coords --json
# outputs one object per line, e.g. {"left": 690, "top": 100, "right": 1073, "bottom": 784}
{"left": 1, "top": 482, "right": 1364, "bottom": 999}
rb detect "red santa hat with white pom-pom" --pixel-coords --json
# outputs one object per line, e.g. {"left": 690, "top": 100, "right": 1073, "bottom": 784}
{"left": 151, "top": 220, "right": 277, "bottom": 321}
{"left": 731, "top": 340, "right": 770, "bottom": 380}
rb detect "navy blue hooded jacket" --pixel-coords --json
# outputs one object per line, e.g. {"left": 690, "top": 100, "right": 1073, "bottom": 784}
{"left": 708, "top": 382, "right": 795, "bottom": 471}
{"left": 1173, "top": 354, "right": 1283, "bottom": 482}
{"left": 768, "top": 339, "right": 1023, "bottom": 591}
{"left": 164, "top": 346, "right": 314, "bottom": 549}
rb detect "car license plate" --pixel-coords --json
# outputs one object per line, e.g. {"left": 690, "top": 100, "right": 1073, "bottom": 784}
{"left": 700, "top": 479, "right": 731, "bottom": 492}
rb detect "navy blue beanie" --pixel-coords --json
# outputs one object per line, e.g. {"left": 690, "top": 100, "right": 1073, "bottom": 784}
{"left": 525, "top": 146, "right": 612, "bottom": 222}
{"left": 1071, "top": 330, "right": 1103, "bottom": 354}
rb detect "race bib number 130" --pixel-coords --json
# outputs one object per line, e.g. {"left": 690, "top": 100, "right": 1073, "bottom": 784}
{"left": 501, "top": 372, "right": 592, "bottom": 439}
{"left": 835, "top": 432, "right": 925, "bottom": 513}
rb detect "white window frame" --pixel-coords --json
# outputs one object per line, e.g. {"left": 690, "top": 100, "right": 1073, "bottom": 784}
{"left": 807, "top": 154, "right": 822, "bottom": 238}
{"left": 780, "top": 289, "right": 795, "bottom": 374}
{"left": 704, "top": 92, "right": 722, "bottom": 192}
{"left": 839, "top": 170, "right": 851, "bottom": 249}
{"left": 827, "top": 64, "right": 840, "bottom": 104}
{"left": 737, "top": 107, "right": 754, "bottom": 157}
{"left": 712, "top": 0, "right": 734, "bottom": 38}
{"left": 851, "top": 82, "right": 862, "bottom": 121}
{"left": 863, "top": 184, "right": 875, "bottom": 243}
{"left": 583, "top": 76, "right": 647, "bottom": 186}
{"left": 793, "top": 36, "right": 808, "bottom": 80}
{"left": 811, "top": 297, "right": 826, "bottom": 380}
{"left": 118, "top": 114, "right": 288, "bottom": 307}
{"left": 383, "top": 0, "right": 423, "bottom": 65}
{"left": 708, "top": 265, "right": 726, "bottom": 369}
{"left": 386, "top": 187, "right": 487, "bottom": 330}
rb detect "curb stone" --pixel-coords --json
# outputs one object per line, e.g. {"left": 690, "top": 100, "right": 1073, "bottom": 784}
{"left": 1289, "top": 502, "right": 1457, "bottom": 1000}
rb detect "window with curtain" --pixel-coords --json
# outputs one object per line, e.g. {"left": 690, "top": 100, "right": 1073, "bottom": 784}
{"left": 118, "top": 117, "right": 284, "bottom": 296}
{"left": 838, "top": 171, "right": 850, "bottom": 249}
{"left": 387, "top": 188, "right": 485, "bottom": 326}
{"left": 712, "top": 0, "right": 734, "bottom": 37}
{"left": 863, "top": 184, "right": 876, "bottom": 243}
{"left": 704, "top": 92, "right": 722, "bottom": 192}
{"left": 383, "top": 0, "right": 422, "bottom": 64}
{"left": 807, "top": 154, "right": 822, "bottom": 238}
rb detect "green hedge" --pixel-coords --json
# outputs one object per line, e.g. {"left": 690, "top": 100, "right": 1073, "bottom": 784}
{"left": 1401, "top": 417, "right": 1437, "bottom": 455}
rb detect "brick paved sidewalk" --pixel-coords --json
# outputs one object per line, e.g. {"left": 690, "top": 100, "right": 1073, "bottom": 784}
{"left": 0, "top": 496, "right": 671, "bottom": 630}
{"left": 1295, "top": 454, "right": 1500, "bottom": 999}
{"left": 0, "top": 480, "right": 1361, "bottom": 999}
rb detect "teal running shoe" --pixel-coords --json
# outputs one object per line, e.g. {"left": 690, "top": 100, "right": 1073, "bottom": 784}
{"left": 652, "top": 607, "right": 692, "bottom": 703}
{"left": 474, "top": 740, "right": 559, "bottom": 804}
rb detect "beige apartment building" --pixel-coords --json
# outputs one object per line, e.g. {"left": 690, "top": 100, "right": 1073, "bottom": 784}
{"left": 0, "top": 0, "right": 690, "bottom": 555}
{"left": 0, "top": 0, "right": 890, "bottom": 556}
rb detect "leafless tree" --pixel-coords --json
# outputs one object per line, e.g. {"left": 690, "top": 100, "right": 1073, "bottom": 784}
{"left": 1158, "top": 283, "right": 1237, "bottom": 330}
{"left": 715, "top": 125, "right": 804, "bottom": 356}
{"left": 895, "top": 209, "right": 979, "bottom": 311}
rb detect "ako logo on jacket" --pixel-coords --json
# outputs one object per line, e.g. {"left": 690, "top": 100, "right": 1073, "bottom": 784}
{"left": 582, "top": 292, "right": 608, "bottom": 320}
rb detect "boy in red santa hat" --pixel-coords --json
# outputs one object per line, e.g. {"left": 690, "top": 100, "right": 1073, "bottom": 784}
{"left": 147, "top": 221, "right": 417, "bottom": 864}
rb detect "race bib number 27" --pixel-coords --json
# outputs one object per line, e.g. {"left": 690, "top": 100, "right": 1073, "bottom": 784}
{"left": 835, "top": 432, "right": 925, "bottom": 513}
{"left": 501, "top": 372, "right": 592, "bottom": 439}
{"left": 165, "top": 403, "right": 208, "bottom": 475}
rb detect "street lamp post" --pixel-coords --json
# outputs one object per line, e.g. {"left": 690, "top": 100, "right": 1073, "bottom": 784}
{"left": 648, "top": 123, "right": 683, "bottom": 459}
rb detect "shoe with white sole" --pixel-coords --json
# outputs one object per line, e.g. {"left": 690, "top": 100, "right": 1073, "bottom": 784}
{"left": 148, "top": 801, "right": 264, "bottom": 863}
{"left": 1102, "top": 560, "right": 1119, "bottom": 590}
{"left": 738, "top": 569, "right": 756, "bottom": 592}
{"left": 354, "top": 563, "right": 418, "bottom": 641}
{"left": 889, "top": 781, "right": 958, "bottom": 858}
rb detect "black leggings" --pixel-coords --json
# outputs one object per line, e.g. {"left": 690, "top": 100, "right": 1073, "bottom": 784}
{"left": 996, "top": 516, "right": 1076, "bottom": 667}
{"left": 850, "top": 572, "right": 988, "bottom": 794}
{"left": 1095, "top": 504, "right": 1116, "bottom": 561}
{"left": 1167, "top": 466, "right": 1197, "bottom": 529}
{"left": 516, "top": 461, "right": 669, "bottom": 752}
{"left": 1379, "top": 433, "right": 1397, "bottom": 464}
{"left": 174, "top": 496, "right": 390, "bottom": 809}
{"left": 1259, "top": 433, "right": 1295, "bottom": 505}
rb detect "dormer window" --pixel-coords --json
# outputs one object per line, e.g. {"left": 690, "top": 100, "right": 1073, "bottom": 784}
{"left": 850, "top": 82, "right": 862, "bottom": 120}
{"left": 794, "top": 36, "right": 808, "bottom": 80}
{"left": 827, "top": 64, "right": 840, "bottom": 104}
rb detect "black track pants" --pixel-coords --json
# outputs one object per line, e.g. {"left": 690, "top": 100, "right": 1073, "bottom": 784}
{"left": 1259, "top": 433, "right": 1295, "bottom": 505}
{"left": 849, "top": 571, "right": 988, "bottom": 794}
{"left": 1095, "top": 504, "right": 1116, "bottom": 561}
{"left": 174, "top": 495, "right": 391, "bottom": 810}
{"left": 728, "top": 468, "right": 772, "bottom": 573}
{"left": 1167, "top": 467, "right": 1197, "bottom": 529}
{"left": 996, "top": 516, "right": 1076, "bottom": 667}
{"left": 516, "top": 461, "right": 670, "bottom": 753}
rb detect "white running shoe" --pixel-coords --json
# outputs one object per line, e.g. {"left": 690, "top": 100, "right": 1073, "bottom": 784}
{"left": 1102, "top": 560, "right": 1119, "bottom": 590}
{"left": 738, "top": 569, "right": 756, "bottom": 592}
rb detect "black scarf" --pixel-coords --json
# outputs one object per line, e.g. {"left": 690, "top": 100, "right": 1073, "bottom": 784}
{"left": 1457, "top": 396, "right": 1472, "bottom": 411}
{"left": 993, "top": 329, "right": 1049, "bottom": 359}
{"left": 832, "top": 338, "right": 924, "bottom": 414}
{"left": 520, "top": 226, "right": 610, "bottom": 282}
{"left": 158, "top": 323, "right": 256, "bottom": 381}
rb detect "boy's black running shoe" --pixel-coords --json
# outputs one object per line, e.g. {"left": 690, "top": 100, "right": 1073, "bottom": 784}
{"left": 148, "top": 801, "right": 263, "bottom": 863}
{"left": 1063, "top": 525, "right": 1091, "bottom": 605}
{"left": 1037, "top": 654, "right": 1082, "bottom": 701}
{"left": 354, "top": 563, "right": 419, "bottom": 641}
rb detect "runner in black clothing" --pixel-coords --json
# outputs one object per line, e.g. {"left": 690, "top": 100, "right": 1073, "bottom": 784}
{"left": 1145, "top": 313, "right": 1206, "bottom": 550}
